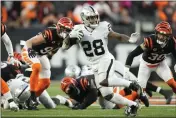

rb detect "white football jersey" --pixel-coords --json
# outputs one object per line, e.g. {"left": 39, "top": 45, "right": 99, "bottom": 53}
{"left": 73, "top": 21, "right": 114, "bottom": 63}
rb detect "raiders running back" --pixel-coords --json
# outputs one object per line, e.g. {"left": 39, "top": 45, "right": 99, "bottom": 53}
{"left": 72, "top": 21, "right": 113, "bottom": 63}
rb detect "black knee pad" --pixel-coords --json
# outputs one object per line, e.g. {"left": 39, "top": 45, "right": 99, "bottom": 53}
{"left": 104, "top": 93, "right": 114, "bottom": 101}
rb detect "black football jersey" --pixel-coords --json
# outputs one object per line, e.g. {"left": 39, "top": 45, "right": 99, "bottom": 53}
{"left": 32, "top": 25, "right": 63, "bottom": 56}
{"left": 1, "top": 23, "right": 6, "bottom": 37}
{"left": 1, "top": 61, "right": 21, "bottom": 82}
{"left": 142, "top": 34, "right": 176, "bottom": 64}
{"left": 68, "top": 75, "right": 96, "bottom": 103}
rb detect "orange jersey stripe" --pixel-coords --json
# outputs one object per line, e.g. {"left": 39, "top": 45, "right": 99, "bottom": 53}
{"left": 1, "top": 23, "right": 5, "bottom": 35}
{"left": 173, "top": 36, "right": 176, "bottom": 43}
{"left": 149, "top": 37, "right": 153, "bottom": 49}
{"left": 45, "top": 30, "right": 50, "bottom": 39}
{"left": 80, "top": 79, "right": 86, "bottom": 91}
{"left": 144, "top": 38, "right": 149, "bottom": 48}
{"left": 48, "top": 30, "right": 53, "bottom": 40}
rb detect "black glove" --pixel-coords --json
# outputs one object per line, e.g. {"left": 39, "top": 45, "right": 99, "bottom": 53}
{"left": 72, "top": 104, "right": 85, "bottom": 110}
{"left": 28, "top": 48, "right": 36, "bottom": 58}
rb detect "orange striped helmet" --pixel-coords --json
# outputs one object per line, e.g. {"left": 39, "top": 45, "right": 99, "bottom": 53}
{"left": 155, "top": 21, "right": 172, "bottom": 35}
{"left": 60, "top": 77, "right": 77, "bottom": 93}
{"left": 57, "top": 17, "right": 73, "bottom": 30}
{"left": 7, "top": 52, "right": 25, "bottom": 64}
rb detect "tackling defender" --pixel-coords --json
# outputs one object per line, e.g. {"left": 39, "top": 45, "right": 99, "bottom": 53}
{"left": 124, "top": 21, "right": 176, "bottom": 94}
{"left": 21, "top": 17, "right": 74, "bottom": 107}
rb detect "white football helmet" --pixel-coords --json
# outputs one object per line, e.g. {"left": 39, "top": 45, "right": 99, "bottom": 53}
{"left": 64, "top": 65, "right": 81, "bottom": 78}
{"left": 81, "top": 65, "right": 94, "bottom": 76}
{"left": 80, "top": 6, "right": 100, "bottom": 29}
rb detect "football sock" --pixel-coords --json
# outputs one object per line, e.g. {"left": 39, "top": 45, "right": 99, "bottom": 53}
{"left": 1, "top": 79, "right": 10, "bottom": 95}
{"left": 146, "top": 82, "right": 158, "bottom": 92}
{"left": 30, "top": 63, "right": 41, "bottom": 92}
{"left": 35, "top": 79, "right": 50, "bottom": 97}
{"left": 166, "top": 78, "right": 176, "bottom": 93}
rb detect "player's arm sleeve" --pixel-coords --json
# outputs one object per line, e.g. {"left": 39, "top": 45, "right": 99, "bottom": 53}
{"left": 125, "top": 45, "right": 144, "bottom": 67}
{"left": 79, "top": 88, "right": 98, "bottom": 109}
{"left": 1, "top": 33, "right": 14, "bottom": 57}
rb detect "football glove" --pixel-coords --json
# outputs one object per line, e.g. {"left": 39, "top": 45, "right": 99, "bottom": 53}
{"left": 9, "top": 56, "right": 22, "bottom": 67}
{"left": 27, "top": 48, "right": 36, "bottom": 58}
{"left": 62, "top": 37, "right": 70, "bottom": 50}
{"left": 9, "top": 101, "right": 19, "bottom": 112}
{"left": 72, "top": 103, "right": 85, "bottom": 110}
{"left": 69, "top": 29, "right": 84, "bottom": 42}
{"left": 174, "top": 64, "right": 176, "bottom": 73}
{"left": 129, "top": 32, "right": 140, "bottom": 43}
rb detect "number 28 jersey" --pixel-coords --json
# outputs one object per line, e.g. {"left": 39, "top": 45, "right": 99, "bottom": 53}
{"left": 142, "top": 34, "right": 176, "bottom": 64}
{"left": 73, "top": 21, "right": 113, "bottom": 63}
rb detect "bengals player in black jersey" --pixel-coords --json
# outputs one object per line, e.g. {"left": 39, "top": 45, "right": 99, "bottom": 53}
{"left": 124, "top": 21, "right": 176, "bottom": 94}
{"left": 21, "top": 17, "right": 74, "bottom": 107}
{"left": 61, "top": 76, "right": 98, "bottom": 109}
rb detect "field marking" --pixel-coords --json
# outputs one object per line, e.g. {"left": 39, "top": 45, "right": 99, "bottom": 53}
{"left": 1, "top": 115, "right": 144, "bottom": 117}
{"left": 91, "top": 104, "right": 176, "bottom": 107}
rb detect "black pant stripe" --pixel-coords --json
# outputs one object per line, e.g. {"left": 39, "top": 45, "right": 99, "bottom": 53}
{"left": 115, "top": 70, "right": 123, "bottom": 77}
{"left": 106, "top": 59, "right": 113, "bottom": 80}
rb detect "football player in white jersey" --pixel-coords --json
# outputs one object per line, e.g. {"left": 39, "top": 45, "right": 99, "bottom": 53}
{"left": 1, "top": 74, "right": 56, "bottom": 110}
{"left": 64, "top": 6, "right": 147, "bottom": 117}
{"left": 2, "top": 74, "right": 73, "bottom": 110}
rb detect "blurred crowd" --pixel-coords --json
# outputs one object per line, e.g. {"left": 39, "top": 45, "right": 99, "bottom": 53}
{"left": 1, "top": 1, "right": 176, "bottom": 32}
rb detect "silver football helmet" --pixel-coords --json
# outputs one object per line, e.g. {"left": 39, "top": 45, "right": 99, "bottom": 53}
{"left": 80, "top": 6, "right": 100, "bottom": 29}
{"left": 13, "top": 84, "right": 31, "bottom": 104}
{"left": 81, "top": 65, "right": 94, "bottom": 76}
{"left": 64, "top": 65, "right": 81, "bottom": 78}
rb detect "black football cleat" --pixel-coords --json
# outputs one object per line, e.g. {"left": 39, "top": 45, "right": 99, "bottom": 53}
{"left": 164, "top": 90, "right": 173, "bottom": 104}
{"left": 125, "top": 102, "right": 140, "bottom": 117}
{"left": 139, "top": 92, "right": 149, "bottom": 107}
{"left": 26, "top": 96, "right": 39, "bottom": 110}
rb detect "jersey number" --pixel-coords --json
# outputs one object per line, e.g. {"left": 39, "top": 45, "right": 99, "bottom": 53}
{"left": 81, "top": 39, "right": 105, "bottom": 57}
{"left": 148, "top": 53, "right": 165, "bottom": 61}
{"left": 40, "top": 47, "right": 59, "bottom": 54}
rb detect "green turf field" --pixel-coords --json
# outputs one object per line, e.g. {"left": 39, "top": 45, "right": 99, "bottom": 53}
{"left": 1, "top": 81, "right": 176, "bottom": 118}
